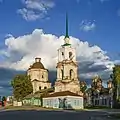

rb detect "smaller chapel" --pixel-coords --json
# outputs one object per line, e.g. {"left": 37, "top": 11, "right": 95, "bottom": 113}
{"left": 27, "top": 58, "right": 51, "bottom": 93}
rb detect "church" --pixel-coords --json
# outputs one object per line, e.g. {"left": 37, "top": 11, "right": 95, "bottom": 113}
{"left": 23, "top": 15, "right": 84, "bottom": 109}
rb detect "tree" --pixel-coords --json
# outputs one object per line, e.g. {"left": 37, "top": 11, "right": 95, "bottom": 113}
{"left": 80, "top": 81, "right": 87, "bottom": 93}
{"left": 11, "top": 74, "right": 33, "bottom": 101}
{"left": 111, "top": 65, "right": 120, "bottom": 108}
{"left": 2, "top": 96, "right": 6, "bottom": 101}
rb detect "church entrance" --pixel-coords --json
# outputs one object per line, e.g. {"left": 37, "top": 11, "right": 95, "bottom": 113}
{"left": 58, "top": 98, "right": 67, "bottom": 109}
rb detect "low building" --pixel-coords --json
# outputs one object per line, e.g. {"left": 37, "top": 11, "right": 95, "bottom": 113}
{"left": 23, "top": 87, "right": 54, "bottom": 106}
{"left": 23, "top": 93, "right": 41, "bottom": 106}
{"left": 6, "top": 96, "right": 13, "bottom": 106}
{"left": 43, "top": 91, "right": 84, "bottom": 109}
{"left": 13, "top": 101, "right": 22, "bottom": 106}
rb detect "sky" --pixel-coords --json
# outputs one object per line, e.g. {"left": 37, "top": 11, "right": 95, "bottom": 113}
{"left": 0, "top": 0, "right": 120, "bottom": 96}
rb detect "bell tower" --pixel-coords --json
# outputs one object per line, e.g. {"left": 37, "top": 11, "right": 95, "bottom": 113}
{"left": 58, "top": 13, "right": 76, "bottom": 63}
{"left": 57, "top": 13, "right": 78, "bottom": 81}
{"left": 55, "top": 14, "right": 81, "bottom": 95}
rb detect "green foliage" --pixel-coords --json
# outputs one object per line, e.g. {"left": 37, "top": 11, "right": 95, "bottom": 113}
{"left": 80, "top": 82, "right": 87, "bottom": 93}
{"left": 81, "top": 86, "right": 87, "bottom": 93}
{"left": 2, "top": 96, "right": 6, "bottom": 101}
{"left": 11, "top": 74, "right": 33, "bottom": 101}
{"left": 111, "top": 65, "right": 120, "bottom": 108}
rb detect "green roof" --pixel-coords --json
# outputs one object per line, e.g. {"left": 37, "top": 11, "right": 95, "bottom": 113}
{"left": 62, "top": 43, "right": 71, "bottom": 46}
{"left": 23, "top": 93, "right": 42, "bottom": 99}
{"left": 23, "top": 87, "right": 54, "bottom": 99}
{"left": 24, "top": 94, "right": 34, "bottom": 99}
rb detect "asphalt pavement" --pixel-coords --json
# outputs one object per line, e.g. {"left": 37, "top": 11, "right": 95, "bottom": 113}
{"left": 0, "top": 110, "right": 112, "bottom": 120}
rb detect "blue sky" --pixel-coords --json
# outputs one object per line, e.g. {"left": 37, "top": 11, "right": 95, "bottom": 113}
{"left": 0, "top": 0, "right": 120, "bottom": 96}
{"left": 0, "top": 0, "right": 120, "bottom": 54}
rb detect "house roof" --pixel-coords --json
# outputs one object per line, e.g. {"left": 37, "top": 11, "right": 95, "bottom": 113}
{"left": 99, "top": 88, "right": 109, "bottom": 95}
{"left": 23, "top": 88, "right": 54, "bottom": 99}
{"left": 24, "top": 93, "right": 42, "bottom": 99}
{"left": 28, "top": 62, "right": 45, "bottom": 70}
{"left": 24, "top": 94, "right": 34, "bottom": 99}
{"left": 86, "top": 87, "right": 110, "bottom": 96}
{"left": 43, "top": 91, "right": 83, "bottom": 98}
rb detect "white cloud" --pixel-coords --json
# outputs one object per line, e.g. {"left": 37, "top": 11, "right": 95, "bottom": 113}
{"left": 17, "top": 0, "right": 55, "bottom": 21}
{"left": 17, "top": 8, "right": 44, "bottom": 21}
{"left": 0, "top": 29, "right": 114, "bottom": 80}
{"left": 80, "top": 20, "right": 96, "bottom": 32}
{"left": 5, "top": 34, "right": 13, "bottom": 38}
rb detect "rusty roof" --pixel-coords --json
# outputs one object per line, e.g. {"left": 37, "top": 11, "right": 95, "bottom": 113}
{"left": 43, "top": 91, "right": 83, "bottom": 98}
{"left": 28, "top": 62, "right": 45, "bottom": 70}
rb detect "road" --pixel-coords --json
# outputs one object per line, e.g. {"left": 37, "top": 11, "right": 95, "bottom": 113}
{"left": 0, "top": 110, "right": 113, "bottom": 120}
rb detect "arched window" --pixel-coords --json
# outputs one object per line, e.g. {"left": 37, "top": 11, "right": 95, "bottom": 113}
{"left": 61, "top": 69, "right": 64, "bottom": 79}
{"left": 70, "top": 69, "right": 73, "bottom": 79}
{"left": 44, "top": 87, "right": 47, "bottom": 89}
{"left": 69, "top": 52, "right": 72, "bottom": 58}
{"left": 42, "top": 75, "right": 44, "bottom": 78}
{"left": 62, "top": 52, "right": 64, "bottom": 56}
{"left": 39, "top": 86, "right": 41, "bottom": 90}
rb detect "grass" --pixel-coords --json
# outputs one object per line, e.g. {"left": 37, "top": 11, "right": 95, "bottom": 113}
{"left": 85, "top": 106, "right": 111, "bottom": 109}
{"left": 3, "top": 106, "right": 85, "bottom": 112}
{"left": 4, "top": 106, "right": 52, "bottom": 111}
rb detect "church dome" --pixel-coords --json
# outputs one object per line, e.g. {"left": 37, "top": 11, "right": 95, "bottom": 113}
{"left": 28, "top": 58, "right": 45, "bottom": 70}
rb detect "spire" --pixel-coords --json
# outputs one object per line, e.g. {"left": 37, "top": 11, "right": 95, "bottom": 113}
{"left": 62, "top": 13, "right": 71, "bottom": 46}
{"left": 65, "top": 13, "right": 69, "bottom": 38}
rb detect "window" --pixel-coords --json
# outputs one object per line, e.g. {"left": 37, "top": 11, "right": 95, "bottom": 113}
{"left": 95, "top": 100, "right": 97, "bottom": 105}
{"left": 97, "top": 100, "right": 99, "bottom": 105}
{"left": 39, "top": 86, "right": 41, "bottom": 90}
{"left": 62, "top": 52, "right": 64, "bottom": 55}
{"left": 77, "top": 100, "right": 79, "bottom": 106}
{"left": 109, "top": 99, "right": 111, "bottom": 106}
{"left": 47, "top": 100, "right": 49, "bottom": 105}
{"left": 69, "top": 52, "right": 72, "bottom": 58}
{"left": 49, "top": 100, "right": 52, "bottom": 106}
{"left": 104, "top": 99, "right": 107, "bottom": 105}
{"left": 70, "top": 69, "right": 73, "bottom": 79}
{"left": 44, "top": 86, "right": 47, "bottom": 89}
{"left": 61, "top": 69, "right": 64, "bottom": 79}
{"left": 102, "top": 99, "right": 104, "bottom": 105}
{"left": 42, "top": 75, "right": 44, "bottom": 78}
{"left": 74, "top": 100, "right": 77, "bottom": 106}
